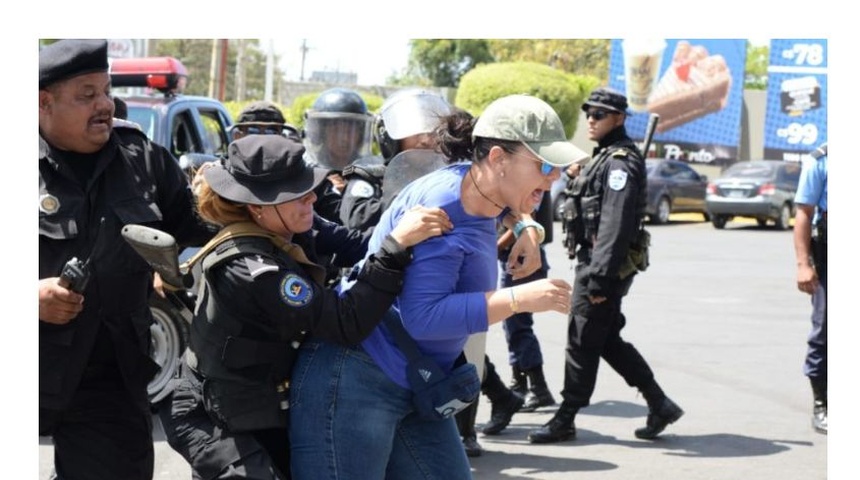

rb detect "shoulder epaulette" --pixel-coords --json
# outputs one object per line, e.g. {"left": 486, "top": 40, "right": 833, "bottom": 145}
{"left": 611, "top": 148, "right": 630, "bottom": 158}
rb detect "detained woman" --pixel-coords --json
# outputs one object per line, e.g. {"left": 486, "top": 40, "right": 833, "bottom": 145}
{"left": 290, "top": 95, "right": 584, "bottom": 479}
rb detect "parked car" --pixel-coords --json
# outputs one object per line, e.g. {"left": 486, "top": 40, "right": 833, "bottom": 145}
{"left": 550, "top": 158, "right": 709, "bottom": 224}
{"left": 705, "top": 160, "right": 802, "bottom": 230}
{"left": 110, "top": 56, "right": 233, "bottom": 407}
{"left": 645, "top": 159, "right": 709, "bottom": 224}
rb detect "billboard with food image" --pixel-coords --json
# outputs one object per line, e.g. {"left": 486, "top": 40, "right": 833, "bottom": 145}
{"left": 608, "top": 39, "right": 747, "bottom": 166}
{"left": 762, "top": 39, "right": 827, "bottom": 162}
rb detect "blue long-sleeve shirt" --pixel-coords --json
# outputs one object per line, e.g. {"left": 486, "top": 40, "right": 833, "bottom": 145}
{"left": 340, "top": 163, "right": 502, "bottom": 388}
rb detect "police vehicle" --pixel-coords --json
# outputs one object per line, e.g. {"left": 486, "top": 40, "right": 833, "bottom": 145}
{"left": 111, "top": 57, "right": 233, "bottom": 407}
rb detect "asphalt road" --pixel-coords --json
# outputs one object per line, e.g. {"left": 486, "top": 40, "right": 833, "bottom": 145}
{"left": 38, "top": 216, "right": 836, "bottom": 479}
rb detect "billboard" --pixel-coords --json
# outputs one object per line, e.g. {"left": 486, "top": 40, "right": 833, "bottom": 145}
{"left": 609, "top": 39, "right": 747, "bottom": 166}
{"left": 762, "top": 39, "right": 827, "bottom": 162}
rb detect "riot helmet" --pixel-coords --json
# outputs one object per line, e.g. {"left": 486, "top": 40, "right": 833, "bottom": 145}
{"left": 374, "top": 88, "right": 454, "bottom": 162}
{"left": 303, "top": 88, "right": 373, "bottom": 170}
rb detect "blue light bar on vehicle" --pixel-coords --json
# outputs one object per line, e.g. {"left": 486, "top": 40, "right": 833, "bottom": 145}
{"left": 110, "top": 57, "right": 189, "bottom": 94}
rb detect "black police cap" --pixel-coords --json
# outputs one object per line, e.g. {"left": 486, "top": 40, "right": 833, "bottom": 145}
{"left": 582, "top": 87, "right": 629, "bottom": 114}
{"left": 39, "top": 39, "right": 109, "bottom": 90}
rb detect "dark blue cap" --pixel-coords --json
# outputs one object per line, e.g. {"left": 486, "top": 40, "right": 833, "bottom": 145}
{"left": 39, "top": 39, "right": 109, "bottom": 89}
{"left": 582, "top": 87, "right": 629, "bottom": 114}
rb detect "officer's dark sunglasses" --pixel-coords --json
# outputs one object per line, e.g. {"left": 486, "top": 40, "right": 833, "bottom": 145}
{"left": 242, "top": 125, "right": 283, "bottom": 135}
{"left": 585, "top": 109, "right": 614, "bottom": 121}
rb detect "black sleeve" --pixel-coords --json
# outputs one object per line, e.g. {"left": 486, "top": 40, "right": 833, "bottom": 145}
{"left": 227, "top": 236, "right": 410, "bottom": 345}
{"left": 587, "top": 155, "right": 641, "bottom": 295}
{"left": 146, "top": 141, "right": 216, "bottom": 247}
{"left": 311, "top": 213, "right": 372, "bottom": 268}
{"left": 312, "top": 179, "right": 343, "bottom": 225}
{"left": 339, "top": 178, "right": 384, "bottom": 233}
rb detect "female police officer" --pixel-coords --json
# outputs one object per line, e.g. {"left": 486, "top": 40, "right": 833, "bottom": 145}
{"left": 160, "top": 134, "right": 451, "bottom": 480}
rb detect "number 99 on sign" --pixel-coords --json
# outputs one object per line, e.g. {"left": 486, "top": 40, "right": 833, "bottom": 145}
{"left": 777, "top": 123, "right": 818, "bottom": 145}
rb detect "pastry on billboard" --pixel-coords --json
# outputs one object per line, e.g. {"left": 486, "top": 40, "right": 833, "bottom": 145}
{"left": 646, "top": 41, "right": 732, "bottom": 132}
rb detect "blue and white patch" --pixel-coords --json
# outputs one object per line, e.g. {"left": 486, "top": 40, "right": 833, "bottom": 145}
{"left": 279, "top": 273, "right": 314, "bottom": 307}
{"left": 608, "top": 169, "right": 628, "bottom": 191}
{"left": 349, "top": 179, "right": 375, "bottom": 199}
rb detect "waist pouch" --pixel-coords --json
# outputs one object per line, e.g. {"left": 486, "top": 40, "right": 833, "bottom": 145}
{"left": 385, "top": 310, "right": 480, "bottom": 421}
{"left": 619, "top": 228, "right": 651, "bottom": 279}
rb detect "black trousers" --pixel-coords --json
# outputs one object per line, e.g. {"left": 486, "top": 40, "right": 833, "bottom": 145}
{"left": 561, "top": 264, "right": 656, "bottom": 408}
{"left": 40, "top": 383, "right": 153, "bottom": 480}
{"left": 159, "top": 365, "right": 289, "bottom": 480}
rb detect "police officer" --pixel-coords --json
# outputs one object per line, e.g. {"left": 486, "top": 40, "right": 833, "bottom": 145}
{"left": 302, "top": 88, "right": 378, "bottom": 228}
{"left": 528, "top": 87, "right": 683, "bottom": 444}
{"left": 159, "top": 134, "right": 451, "bottom": 480}
{"left": 793, "top": 142, "right": 828, "bottom": 434}
{"left": 38, "top": 39, "right": 214, "bottom": 479}
{"left": 231, "top": 100, "right": 301, "bottom": 141}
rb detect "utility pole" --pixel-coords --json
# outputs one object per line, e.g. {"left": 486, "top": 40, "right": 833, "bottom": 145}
{"left": 265, "top": 39, "right": 274, "bottom": 101}
{"left": 208, "top": 39, "right": 218, "bottom": 98}
{"left": 299, "top": 39, "right": 309, "bottom": 82}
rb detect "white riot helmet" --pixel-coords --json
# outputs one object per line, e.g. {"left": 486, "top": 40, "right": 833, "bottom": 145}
{"left": 374, "top": 88, "right": 454, "bottom": 162}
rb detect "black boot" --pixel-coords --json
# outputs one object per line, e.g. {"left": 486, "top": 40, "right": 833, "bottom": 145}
{"left": 509, "top": 364, "right": 528, "bottom": 397}
{"left": 634, "top": 396, "right": 684, "bottom": 439}
{"left": 527, "top": 403, "right": 577, "bottom": 444}
{"left": 810, "top": 376, "right": 827, "bottom": 434}
{"left": 481, "top": 356, "right": 524, "bottom": 435}
{"left": 520, "top": 366, "right": 556, "bottom": 412}
{"left": 455, "top": 401, "right": 483, "bottom": 457}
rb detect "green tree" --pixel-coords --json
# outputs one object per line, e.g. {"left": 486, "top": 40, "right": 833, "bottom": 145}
{"left": 405, "top": 40, "right": 494, "bottom": 87}
{"left": 455, "top": 62, "right": 599, "bottom": 138}
{"left": 487, "top": 39, "right": 611, "bottom": 84}
{"left": 745, "top": 42, "right": 769, "bottom": 90}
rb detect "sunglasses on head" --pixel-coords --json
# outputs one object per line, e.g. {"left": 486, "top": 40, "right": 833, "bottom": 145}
{"left": 586, "top": 109, "right": 614, "bottom": 121}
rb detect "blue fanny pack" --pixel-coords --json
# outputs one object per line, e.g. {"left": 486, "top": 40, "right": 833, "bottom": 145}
{"left": 384, "top": 309, "right": 481, "bottom": 421}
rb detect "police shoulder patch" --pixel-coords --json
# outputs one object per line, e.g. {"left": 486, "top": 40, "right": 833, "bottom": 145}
{"left": 608, "top": 169, "right": 628, "bottom": 191}
{"left": 279, "top": 273, "right": 314, "bottom": 307}
{"left": 349, "top": 179, "right": 375, "bottom": 199}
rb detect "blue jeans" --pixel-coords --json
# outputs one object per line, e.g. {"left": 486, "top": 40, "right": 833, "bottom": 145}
{"left": 499, "top": 246, "right": 548, "bottom": 369}
{"left": 289, "top": 339, "right": 471, "bottom": 480}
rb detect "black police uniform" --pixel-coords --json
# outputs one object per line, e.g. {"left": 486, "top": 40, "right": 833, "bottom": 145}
{"left": 160, "top": 222, "right": 411, "bottom": 480}
{"left": 339, "top": 159, "right": 386, "bottom": 233}
{"left": 39, "top": 126, "right": 214, "bottom": 479}
{"left": 561, "top": 125, "right": 660, "bottom": 409}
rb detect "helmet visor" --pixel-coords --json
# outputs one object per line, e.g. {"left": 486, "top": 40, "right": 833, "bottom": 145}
{"left": 303, "top": 112, "right": 373, "bottom": 170}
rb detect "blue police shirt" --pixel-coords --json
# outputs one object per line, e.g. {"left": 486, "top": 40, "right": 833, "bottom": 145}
{"left": 794, "top": 153, "right": 827, "bottom": 223}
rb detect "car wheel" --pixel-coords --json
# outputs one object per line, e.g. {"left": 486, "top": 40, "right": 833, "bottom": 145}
{"left": 774, "top": 203, "right": 792, "bottom": 230}
{"left": 148, "top": 295, "right": 190, "bottom": 408}
{"left": 651, "top": 197, "right": 671, "bottom": 225}
{"left": 711, "top": 215, "right": 729, "bottom": 229}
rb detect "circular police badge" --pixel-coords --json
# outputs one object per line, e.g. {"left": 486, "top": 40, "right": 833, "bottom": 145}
{"left": 279, "top": 273, "right": 314, "bottom": 307}
{"left": 39, "top": 194, "right": 60, "bottom": 214}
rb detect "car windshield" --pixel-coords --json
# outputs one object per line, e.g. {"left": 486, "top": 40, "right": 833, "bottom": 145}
{"left": 125, "top": 107, "right": 158, "bottom": 141}
{"left": 723, "top": 162, "right": 776, "bottom": 178}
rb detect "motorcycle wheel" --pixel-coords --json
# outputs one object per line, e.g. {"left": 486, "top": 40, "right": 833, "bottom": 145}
{"left": 147, "top": 294, "right": 190, "bottom": 409}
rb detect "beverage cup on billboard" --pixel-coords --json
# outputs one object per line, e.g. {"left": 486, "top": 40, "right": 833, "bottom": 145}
{"left": 622, "top": 39, "right": 666, "bottom": 112}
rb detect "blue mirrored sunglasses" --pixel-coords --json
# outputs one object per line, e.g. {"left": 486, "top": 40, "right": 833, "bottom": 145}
{"left": 508, "top": 150, "right": 558, "bottom": 176}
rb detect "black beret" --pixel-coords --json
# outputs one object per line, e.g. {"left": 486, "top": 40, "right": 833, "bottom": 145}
{"left": 582, "top": 87, "right": 629, "bottom": 114}
{"left": 39, "top": 39, "right": 109, "bottom": 90}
